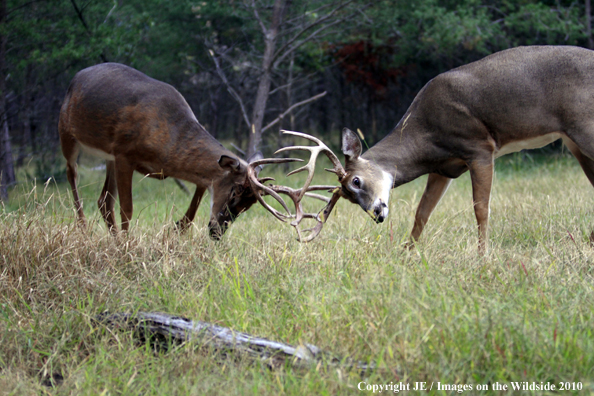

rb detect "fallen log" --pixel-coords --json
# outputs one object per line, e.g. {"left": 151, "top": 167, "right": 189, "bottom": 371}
{"left": 95, "top": 311, "right": 376, "bottom": 372}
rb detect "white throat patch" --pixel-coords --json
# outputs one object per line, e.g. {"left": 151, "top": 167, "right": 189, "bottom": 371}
{"left": 370, "top": 170, "right": 393, "bottom": 220}
{"left": 379, "top": 170, "right": 394, "bottom": 203}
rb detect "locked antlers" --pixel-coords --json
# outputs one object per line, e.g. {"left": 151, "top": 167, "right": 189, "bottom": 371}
{"left": 275, "top": 130, "right": 347, "bottom": 199}
{"left": 246, "top": 130, "right": 346, "bottom": 242}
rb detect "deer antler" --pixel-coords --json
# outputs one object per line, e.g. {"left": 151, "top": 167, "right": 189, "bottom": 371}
{"left": 254, "top": 130, "right": 347, "bottom": 242}
{"left": 247, "top": 155, "right": 339, "bottom": 238}
{"left": 275, "top": 130, "right": 347, "bottom": 201}
{"left": 269, "top": 185, "right": 343, "bottom": 242}
{"left": 247, "top": 157, "right": 302, "bottom": 222}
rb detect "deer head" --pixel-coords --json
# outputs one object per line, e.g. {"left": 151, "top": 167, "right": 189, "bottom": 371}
{"left": 258, "top": 129, "right": 394, "bottom": 242}
{"left": 208, "top": 152, "right": 265, "bottom": 239}
{"left": 338, "top": 128, "right": 393, "bottom": 223}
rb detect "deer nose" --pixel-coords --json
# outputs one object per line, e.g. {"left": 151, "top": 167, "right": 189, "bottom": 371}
{"left": 373, "top": 202, "right": 388, "bottom": 223}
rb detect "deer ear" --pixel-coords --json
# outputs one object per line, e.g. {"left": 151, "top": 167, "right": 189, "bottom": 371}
{"left": 342, "top": 128, "right": 362, "bottom": 161}
{"left": 218, "top": 155, "right": 241, "bottom": 172}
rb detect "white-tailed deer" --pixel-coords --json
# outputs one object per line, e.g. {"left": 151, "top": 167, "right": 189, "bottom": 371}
{"left": 278, "top": 46, "right": 594, "bottom": 252}
{"left": 59, "top": 62, "right": 306, "bottom": 238}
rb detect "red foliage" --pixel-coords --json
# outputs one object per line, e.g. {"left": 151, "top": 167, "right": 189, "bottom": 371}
{"left": 330, "top": 40, "right": 404, "bottom": 100}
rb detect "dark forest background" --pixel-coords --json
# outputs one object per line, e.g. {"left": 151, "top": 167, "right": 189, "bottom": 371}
{"left": 1, "top": 0, "right": 593, "bottom": 200}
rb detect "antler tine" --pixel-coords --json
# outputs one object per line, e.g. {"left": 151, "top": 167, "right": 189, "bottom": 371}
{"left": 250, "top": 157, "right": 303, "bottom": 167}
{"left": 304, "top": 192, "right": 331, "bottom": 203}
{"left": 303, "top": 185, "right": 336, "bottom": 203}
{"left": 247, "top": 161, "right": 293, "bottom": 221}
{"left": 296, "top": 190, "right": 342, "bottom": 243}
{"left": 275, "top": 130, "right": 346, "bottom": 201}
{"left": 265, "top": 184, "right": 342, "bottom": 242}
{"left": 278, "top": 130, "right": 346, "bottom": 181}
{"left": 251, "top": 177, "right": 291, "bottom": 222}
{"left": 303, "top": 185, "right": 336, "bottom": 192}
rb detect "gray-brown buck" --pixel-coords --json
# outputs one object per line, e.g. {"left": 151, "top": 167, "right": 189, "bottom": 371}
{"left": 59, "top": 63, "right": 311, "bottom": 238}
{"left": 283, "top": 46, "right": 594, "bottom": 252}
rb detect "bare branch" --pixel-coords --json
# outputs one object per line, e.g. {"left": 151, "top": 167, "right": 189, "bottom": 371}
{"left": 230, "top": 142, "right": 246, "bottom": 156}
{"left": 251, "top": 0, "right": 268, "bottom": 35}
{"left": 282, "top": 2, "right": 336, "bottom": 26}
{"left": 272, "top": 0, "right": 357, "bottom": 68}
{"left": 69, "top": 0, "right": 109, "bottom": 62}
{"left": 69, "top": 0, "right": 90, "bottom": 32}
{"left": 103, "top": 0, "right": 117, "bottom": 24}
{"left": 268, "top": 71, "right": 318, "bottom": 95}
{"left": 275, "top": 7, "right": 368, "bottom": 70}
{"left": 208, "top": 50, "right": 252, "bottom": 130}
{"left": 261, "top": 91, "right": 327, "bottom": 133}
{"left": 7, "top": 0, "right": 49, "bottom": 17}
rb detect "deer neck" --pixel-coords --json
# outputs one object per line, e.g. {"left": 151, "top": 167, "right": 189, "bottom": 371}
{"left": 168, "top": 121, "right": 235, "bottom": 183}
{"left": 363, "top": 115, "right": 436, "bottom": 188}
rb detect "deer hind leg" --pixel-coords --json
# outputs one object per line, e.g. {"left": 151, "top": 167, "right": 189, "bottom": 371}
{"left": 114, "top": 157, "right": 135, "bottom": 232}
{"left": 176, "top": 185, "right": 207, "bottom": 232}
{"left": 468, "top": 157, "right": 494, "bottom": 255}
{"left": 408, "top": 173, "right": 453, "bottom": 246}
{"left": 61, "top": 136, "right": 86, "bottom": 228}
{"left": 562, "top": 136, "right": 594, "bottom": 243}
{"left": 98, "top": 160, "right": 118, "bottom": 234}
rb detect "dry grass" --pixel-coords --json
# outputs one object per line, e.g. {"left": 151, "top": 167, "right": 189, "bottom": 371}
{"left": 1, "top": 152, "right": 594, "bottom": 395}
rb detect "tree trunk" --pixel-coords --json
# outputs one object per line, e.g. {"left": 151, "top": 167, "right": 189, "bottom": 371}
{"left": 0, "top": 0, "right": 15, "bottom": 201}
{"left": 247, "top": 0, "right": 286, "bottom": 157}
{"left": 587, "top": 0, "right": 593, "bottom": 49}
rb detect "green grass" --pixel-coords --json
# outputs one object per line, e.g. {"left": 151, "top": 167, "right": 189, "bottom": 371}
{"left": 1, "top": 152, "right": 594, "bottom": 395}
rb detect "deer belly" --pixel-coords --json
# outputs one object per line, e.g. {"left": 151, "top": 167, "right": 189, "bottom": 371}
{"left": 79, "top": 143, "right": 116, "bottom": 161}
{"left": 495, "top": 132, "right": 562, "bottom": 158}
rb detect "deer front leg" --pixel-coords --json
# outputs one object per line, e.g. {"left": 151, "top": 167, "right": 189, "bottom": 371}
{"left": 468, "top": 158, "right": 494, "bottom": 255}
{"left": 408, "top": 173, "right": 453, "bottom": 247}
{"left": 114, "top": 157, "right": 135, "bottom": 232}
{"left": 176, "top": 185, "right": 206, "bottom": 232}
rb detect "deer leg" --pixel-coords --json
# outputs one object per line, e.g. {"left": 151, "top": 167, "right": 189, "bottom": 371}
{"left": 114, "top": 157, "right": 135, "bottom": 232}
{"left": 409, "top": 173, "right": 453, "bottom": 245}
{"left": 468, "top": 157, "right": 494, "bottom": 255}
{"left": 176, "top": 185, "right": 207, "bottom": 232}
{"left": 563, "top": 137, "right": 594, "bottom": 243}
{"left": 62, "top": 138, "right": 86, "bottom": 228}
{"left": 98, "top": 160, "right": 118, "bottom": 234}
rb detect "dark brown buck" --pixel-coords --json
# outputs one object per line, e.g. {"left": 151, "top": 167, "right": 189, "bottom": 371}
{"left": 59, "top": 62, "right": 296, "bottom": 238}
{"left": 282, "top": 46, "right": 594, "bottom": 252}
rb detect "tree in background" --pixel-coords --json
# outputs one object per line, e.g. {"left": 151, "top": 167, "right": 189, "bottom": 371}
{"left": 198, "top": 0, "right": 368, "bottom": 156}
{"left": 0, "top": 0, "right": 15, "bottom": 201}
{"left": 1, "top": 0, "right": 593, "bottom": 201}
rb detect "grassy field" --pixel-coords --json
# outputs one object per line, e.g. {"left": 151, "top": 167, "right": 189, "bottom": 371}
{"left": 1, "top": 151, "right": 593, "bottom": 395}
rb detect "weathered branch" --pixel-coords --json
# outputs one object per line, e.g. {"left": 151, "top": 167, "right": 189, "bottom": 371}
{"left": 208, "top": 50, "right": 252, "bottom": 130}
{"left": 261, "top": 91, "right": 327, "bottom": 133}
{"left": 95, "top": 311, "right": 377, "bottom": 372}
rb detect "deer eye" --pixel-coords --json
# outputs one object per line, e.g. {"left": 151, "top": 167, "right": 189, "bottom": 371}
{"left": 352, "top": 177, "right": 361, "bottom": 188}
